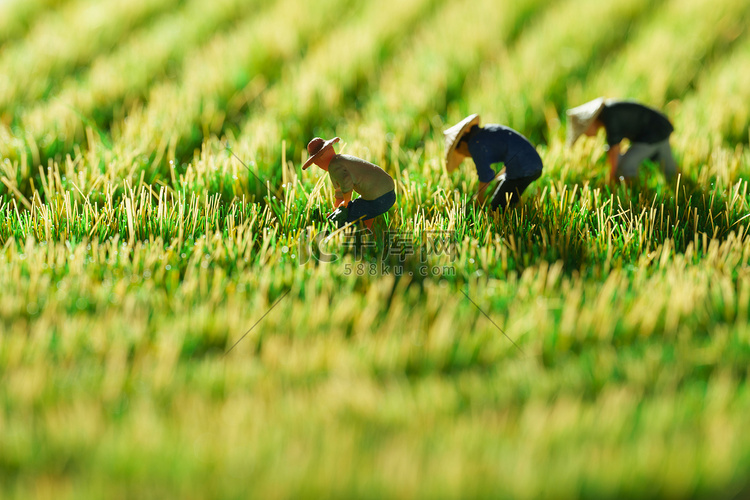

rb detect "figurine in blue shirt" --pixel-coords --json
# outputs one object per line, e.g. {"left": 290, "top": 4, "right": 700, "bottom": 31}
{"left": 444, "top": 114, "right": 543, "bottom": 210}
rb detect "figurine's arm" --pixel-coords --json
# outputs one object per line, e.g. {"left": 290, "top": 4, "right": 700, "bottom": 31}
{"left": 477, "top": 182, "right": 490, "bottom": 204}
{"left": 329, "top": 163, "right": 353, "bottom": 207}
{"left": 607, "top": 143, "right": 621, "bottom": 182}
{"left": 339, "top": 191, "right": 352, "bottom": 207}
{"left": 472, "top": 147, "right": 498, "bottom": 205}
{"left": 334, "top": 187, "right": 344, "bottom": 208}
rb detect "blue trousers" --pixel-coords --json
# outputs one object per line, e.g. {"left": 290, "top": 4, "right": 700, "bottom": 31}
{"left": 490, "top": 171, "right": 542, "bottom": 210}
{"left": 346, "top": 190, "right": 396, "bottom": 223}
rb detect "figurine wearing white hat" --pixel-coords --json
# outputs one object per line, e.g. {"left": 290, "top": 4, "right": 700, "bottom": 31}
{"left": 444, "top": 114, "right": 543, "bottom": 210}
{"left": 303, "top": 136, "right": 395, "bottom": 230}
{"left": 566, "top": 98, "right": 678, "bottom": 182}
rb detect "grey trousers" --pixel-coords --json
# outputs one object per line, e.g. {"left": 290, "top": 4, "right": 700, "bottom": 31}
{"left": 617, "top": 139, "right": 677, "bottom": 180}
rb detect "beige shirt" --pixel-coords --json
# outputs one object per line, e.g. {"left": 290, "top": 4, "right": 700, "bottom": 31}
{"left": 328, "top": 154, "right": 394, "bottom": 200}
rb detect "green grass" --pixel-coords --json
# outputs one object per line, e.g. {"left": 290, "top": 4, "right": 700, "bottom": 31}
{"left": 1, "top": 0, "right": 750, "bottom": 498}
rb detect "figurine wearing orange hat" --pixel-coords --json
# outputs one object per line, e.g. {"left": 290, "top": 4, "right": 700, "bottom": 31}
{"left": 303, "top": 137, "right": 395, "bottom": 230}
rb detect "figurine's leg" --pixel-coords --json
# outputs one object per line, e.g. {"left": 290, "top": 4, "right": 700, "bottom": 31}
{"left": 490, "top": 172, "right": 541, "bottom": 211}
{"left": 654, "top": 139, "right": 678, "bottom": 181}
{"left": 617, "top": 142, "right": 656, "bottom": 180}
{"left": 345, "top": 198, "right": 367, "bottom": 225}
{"left": 489, "top": 179, "right": 515, "bottom": 210}
{"left": 346, "top": 190, "right": 396, "bottom": 225}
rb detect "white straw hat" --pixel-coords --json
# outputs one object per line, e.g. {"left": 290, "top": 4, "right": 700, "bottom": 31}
{"left": 443, "top": 114, "right": 480, "bottom": 172}
{"left": 566, "top": 97, "right": 606, "bottom": 146}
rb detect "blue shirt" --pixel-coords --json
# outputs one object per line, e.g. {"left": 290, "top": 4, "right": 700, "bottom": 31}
{"left": 465, "top": 125, "right": 543, "bottom": 182}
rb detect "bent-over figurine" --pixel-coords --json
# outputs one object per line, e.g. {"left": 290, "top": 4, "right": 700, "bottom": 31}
{"left": 567, "top": 98, "right": 678, "bottom": 182}
{"left": 303, "top": 137, "right": 395, "bottom": 230}
{"left": 444, "top": 114, "right": 543, "bottom": 210}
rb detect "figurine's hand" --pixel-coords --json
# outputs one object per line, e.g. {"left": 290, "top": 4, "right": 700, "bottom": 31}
{"left": 326, "top": 205, "right": 349, "bottom": 228}
{"left": 327, "top": 200, "right": 348, "bottom": 219}
{"left": 476, "top": 191, "right": 490, "bottom": 208}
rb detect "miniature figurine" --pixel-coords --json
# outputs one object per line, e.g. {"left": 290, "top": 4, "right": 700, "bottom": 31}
{"left": 566, "top": 97, "right": 678, "bottom": 182}
{"left": 444, "top": 114, "right": 543, "bottom": 210}
{"left": 302, "top": 137, "right": 396, "bottom": 230}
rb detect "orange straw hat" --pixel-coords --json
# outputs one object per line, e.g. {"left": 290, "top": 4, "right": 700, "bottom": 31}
{"left": 566, "top": 97, "right": 606, "bottom": 146}
{"left": 302, "top": 136, "right": 340, "bottom": 170}
{"left": 443, "top": 114, "right": 480, "bottom": 172}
